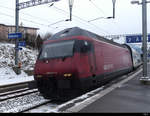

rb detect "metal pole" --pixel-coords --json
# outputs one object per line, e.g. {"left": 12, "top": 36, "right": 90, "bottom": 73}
{"left": 68, "top": 0, "right": 74, "bottom": 21}
{"left": 142, "top": 0, "right": 147, "bottom": 77}
{"left": 15, "top": 0, "right": 19, "bottom": 74}
{"left": 113, "top": 4, "right": 115, "bottom": 18}
{"left": 112, "top": 0, "right": 116, "bottom": 18}
{"left": 69, "top": 5, "right": 72, "bottom": 21}
{"left": 140, "top": 0, "right": 150, "bottom": 82}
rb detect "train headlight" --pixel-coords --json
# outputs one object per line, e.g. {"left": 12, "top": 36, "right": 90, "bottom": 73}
{"left": 64, "top": 73, "right": 72, "bottom": 77}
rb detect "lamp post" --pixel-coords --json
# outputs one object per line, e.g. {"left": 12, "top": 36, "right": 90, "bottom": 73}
{"left": 131, "top": 0, "right": 150, "bottom": 82}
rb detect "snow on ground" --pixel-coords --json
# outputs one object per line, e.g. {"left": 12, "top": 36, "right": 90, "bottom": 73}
{"left": 0, "top": 42, "right": 37, "bottom": 86}
{"left": 0, "top": 42, "right": 37, "bottom": 70}
{"left": 0, "top": 67, "right": 34, "bottom": 86}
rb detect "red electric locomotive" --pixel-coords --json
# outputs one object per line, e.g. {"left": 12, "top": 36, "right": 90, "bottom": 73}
{"left": 34, "top": 27, "right": 133, "bottom": 100}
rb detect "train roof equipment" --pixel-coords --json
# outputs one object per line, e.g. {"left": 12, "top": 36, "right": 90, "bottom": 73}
{"left": 47, "top": 27, "right": 126, "bottom": 49}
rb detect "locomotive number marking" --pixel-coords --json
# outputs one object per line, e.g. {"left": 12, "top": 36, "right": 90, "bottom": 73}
{"left": 104, "top": 64, "right": 114, "bottom": 70}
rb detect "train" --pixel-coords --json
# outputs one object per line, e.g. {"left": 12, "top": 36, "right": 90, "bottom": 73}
{"left": 33, "top": 27, "right": 142, "bottom": 100}
{"left": 123, "top": 43, "right": 142, "bottom": 69}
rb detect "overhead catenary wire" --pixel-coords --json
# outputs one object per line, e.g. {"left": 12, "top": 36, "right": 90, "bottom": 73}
{"left": 0, "top": 5, "right": 54, "bottom": 24}
{"left": 51, "top": 6, "right": 111, "bottom": 35}
{"left": 88, "top": 0, "right": 112, "bottom": 21}
{"left": 88, "top": 0, "right": 120, "bottom": 35}
{"left": 0, "top": 4, "right": 69, "bottom": 30}
{"left": 89, "top": 0, "right": 106, "bottom": 17}
{"left": 0, "top": 2, "right": 111, "bottom": 35}
{"left": 0, "top": 3, "right": 110, "bottom": 35}
{"left": 0, "top": 11, "right": 56, "bottom": 29}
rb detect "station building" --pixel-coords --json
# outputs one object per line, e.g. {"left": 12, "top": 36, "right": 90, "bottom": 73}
{"left": 0, "top": 23, "right": 39, "bottom": 41}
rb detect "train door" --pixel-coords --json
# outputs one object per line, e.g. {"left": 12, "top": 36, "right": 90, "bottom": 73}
{"left": 81, "top": 40, "right": 97, "bottom": 75}
{"left": 88, "top": 43, "right": 97, "bottom": 76}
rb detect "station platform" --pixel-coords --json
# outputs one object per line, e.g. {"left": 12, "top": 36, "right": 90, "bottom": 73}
{"left": 78, "top": 64, "right": 150, "bottom": 113}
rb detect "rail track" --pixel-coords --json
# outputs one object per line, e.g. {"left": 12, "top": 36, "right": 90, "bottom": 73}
{"left": 0, "top": 80, "right": 36, "bottom": 93}
{"left": 0, "top": 88, "right": 52, "bottom": 113}
{"left": 0, "top": 80, "right": 50, "bottom": 113}
{"left": 0, "top": 66, "right": 142, "bottom": 113}
{"left": 0, "top": 88, "right": 38, "bottom": 102}
{"left": 20, "top": 67, "right": 142, "bottom": 113}
{"left": 0, "top": 80, "right": 59, "bottom": 113}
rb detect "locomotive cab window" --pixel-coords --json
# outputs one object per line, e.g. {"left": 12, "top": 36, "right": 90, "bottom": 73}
{"left": 39, "top": 40, "right": 75, "bottom": 60}
{"left": 74, "top": 40, "right": 93, "bottom": 53}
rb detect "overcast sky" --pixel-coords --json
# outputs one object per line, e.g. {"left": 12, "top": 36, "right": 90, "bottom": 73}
{"left": 0, "top": 0, "right": 149, "bottom": 36}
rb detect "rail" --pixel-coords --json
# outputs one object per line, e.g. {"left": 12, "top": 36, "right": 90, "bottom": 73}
{"left": 0, "top": 80, "right": 37, "bottom": 93}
